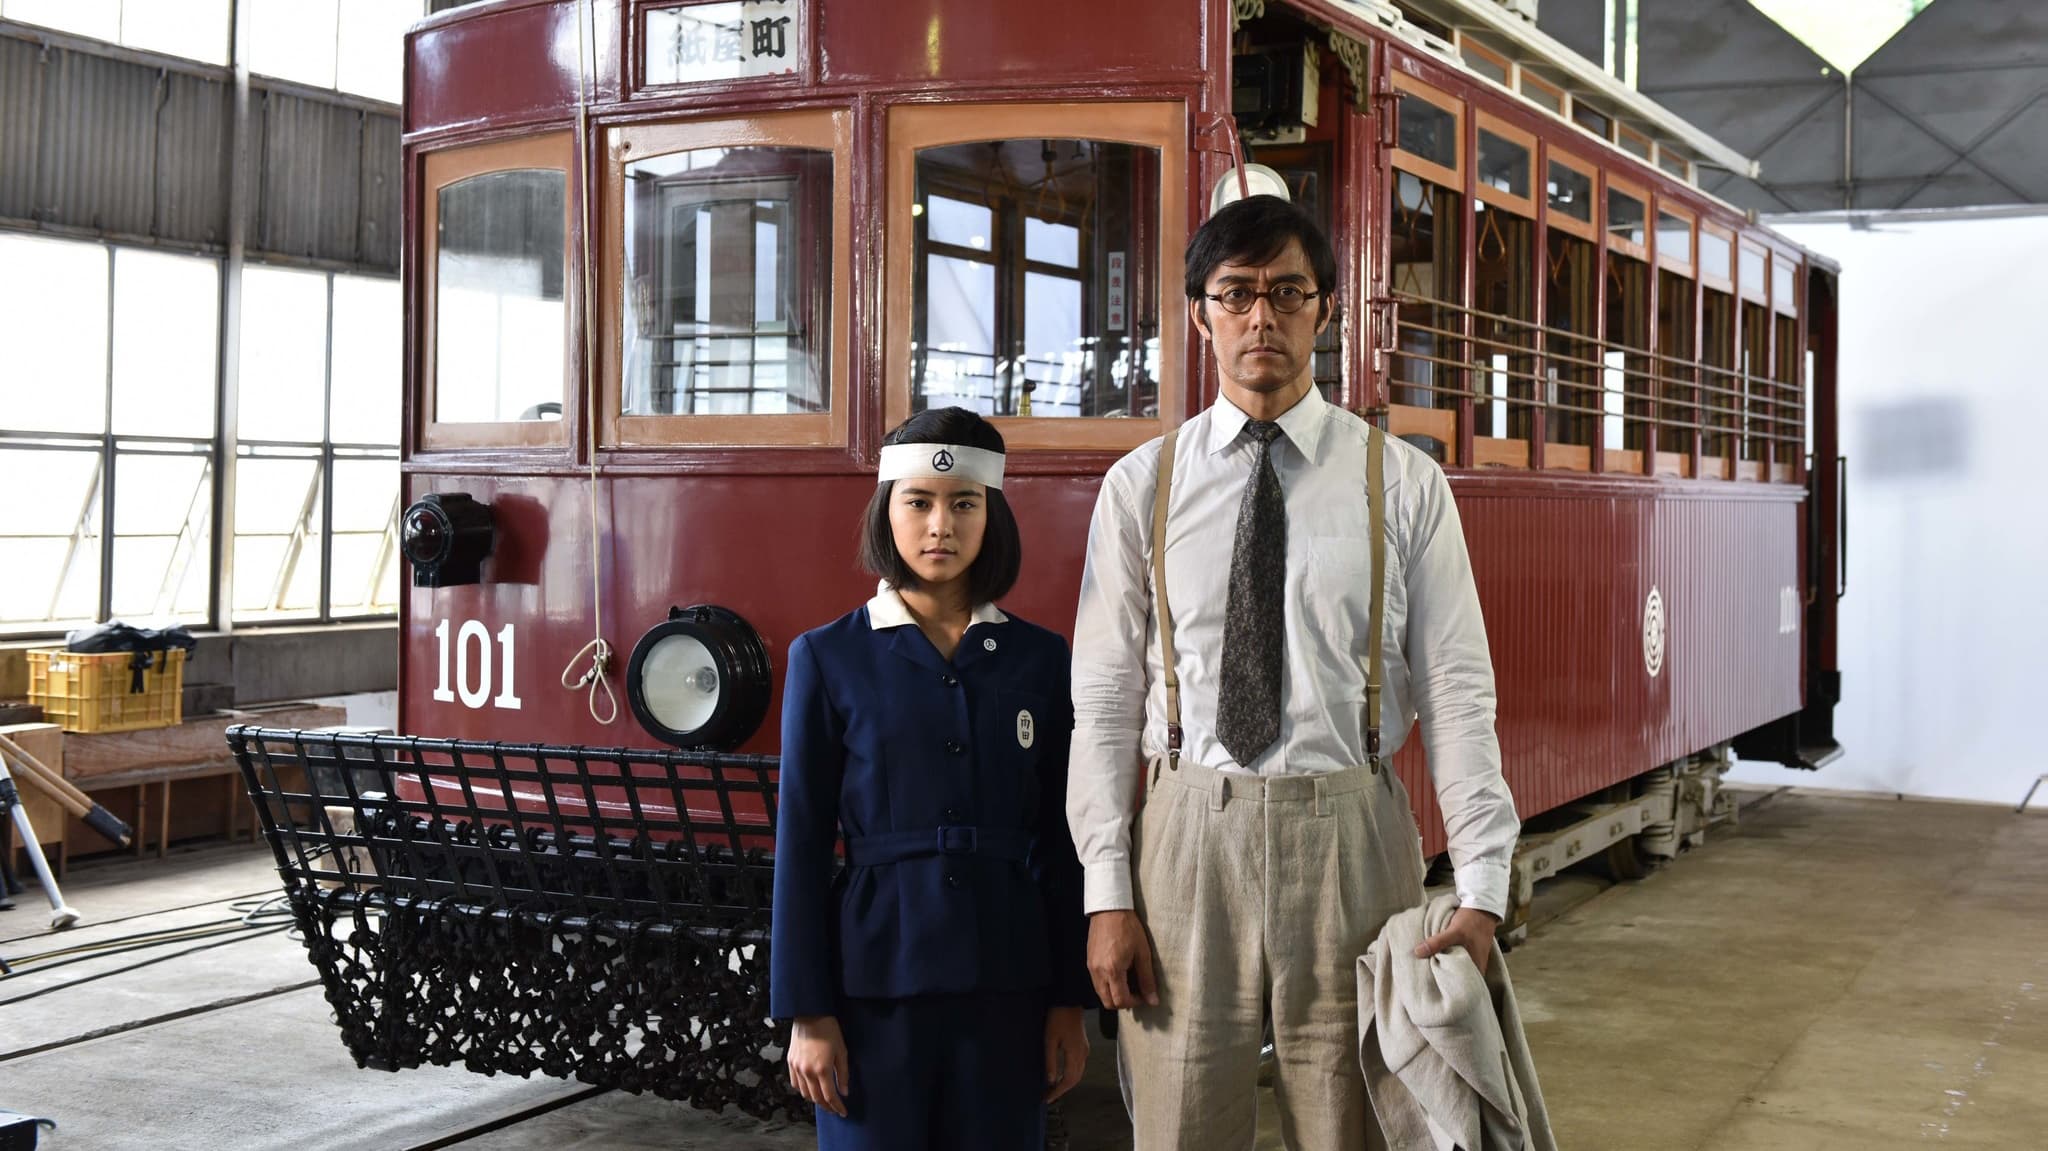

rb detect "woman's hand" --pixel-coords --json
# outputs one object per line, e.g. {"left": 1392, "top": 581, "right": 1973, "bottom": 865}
{"left": 788, "top": 1014, "right": 851, "bottom": 1117}
{"left": 1043, "top": 1005, "right": 1089, "bottom": 1103}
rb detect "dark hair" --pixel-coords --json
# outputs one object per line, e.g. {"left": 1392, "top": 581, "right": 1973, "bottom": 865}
{"left": 858, "top": 407, "right": 1022, "bottom": 603}
{"left": 1183, "top": 195, "right": 1339, "bottom": 315}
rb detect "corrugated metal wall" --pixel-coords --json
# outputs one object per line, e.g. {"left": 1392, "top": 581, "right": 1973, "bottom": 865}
{"left": 0, "top": 23, "right": 400, "bottom": 271}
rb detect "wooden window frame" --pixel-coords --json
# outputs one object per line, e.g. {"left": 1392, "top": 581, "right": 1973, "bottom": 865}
{"left": 1615, "top": 123, "right": 1654, "bottom": 162}
{"left": 1544, "top": 147, "right": 1598, "bottom": 243}
{"left": 1699, "top": 221, "right": 1735, "bottom": 294}
{"left": 599, "top": 109, "right": 853, "bottom": 449}
{"left": 418, "top": 133, "right": 574, "bottom": 451}
{"left": 1567, "top": 96, "right": 1611, "bottom": 143}
{"left": 1518, "top": 69, "right": 1566, "bottom": 116}
{"left": 1458, "top": 35, "right": 1514, "bottom": 88}
{"left": 1391, "top": 73, "right": 1464, "bottom": 192}
{"left": 1473, "top": 112, "right": 1537, "bottom": 218}
{"left": 1654, "top": 144, "right": 1691, "bottom": 183}
{"left": 883, "top": 101, "right": 1186, "bottom": 451}
{"left": 1605, "top": 172, "right": 1649, "bottom": 262}
{"left": 1739, "top": 237, "right": 1770, "bottom": 305}
{"left": 1772, "top": 253, "right": 1800, "bottom": 317}
{"left": 1655, "top": 200, "right": 1695, "bottom": 276}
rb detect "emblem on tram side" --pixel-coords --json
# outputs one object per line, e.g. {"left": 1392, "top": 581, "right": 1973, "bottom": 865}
{"left": 1017, "top": 710, "right": 1035, "bottom": 749}
{"left": 932, "top": 449, "right": 955, "bottom": 472}
{"left": 1643, "top": 586, "right": 1666, "bottom": 679}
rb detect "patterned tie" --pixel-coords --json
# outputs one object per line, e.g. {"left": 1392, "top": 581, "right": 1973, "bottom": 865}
{"left": 1215, "top": 419, "right": 1287, "bottom": 767}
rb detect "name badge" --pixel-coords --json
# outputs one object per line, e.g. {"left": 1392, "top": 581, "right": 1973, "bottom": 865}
{"left": 1016, "top": 710, "right": 1036, "bottom": 749}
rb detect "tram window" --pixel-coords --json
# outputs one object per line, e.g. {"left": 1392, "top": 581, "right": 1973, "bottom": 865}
{"left": 1397, "top": 94, "right": 1459, "bottom": 174}
{"left": 1656, "top": 210, "right": 1692, "bottom": 272}
{"left": 1460, "top": 39, "right": 1512, "bottom": 87}
{"left": 619, "top": 144, "right": 834, "bottom": 418}
{"left": 1740, "top": 300, "right": 1770, "bottom": 464}
{"left": 1477, "top": 130, "right": 1531, "bottom": 199}
{"left": 1656, "top": 148, "right": 1690, "bottom": 182}
{"left": 1773, "top": 258, "right": 1797, "bottom": 315}
{"left": 1545, "top": 232, "right": 1598, "bottom": 457}
{"left": 1472, "top": 202, "right": 1534, "bottom": 455}
{"left": 1774, "top": 312, "right": 1800, "bottom": 478}
{"left": 1700, "top": 287, "right": 1736, "bottom": 466}
{"left": 1547, "top": 160, "right": 1592, "bottom": 224}
{"left": 1699, "top": 227, "right": 1732, "bottom": 285}
{"left": 1390, "top": 170, "right": 1464, "bottom": 460}
{"left": 1606, "top": 187, "right": 1646, "bottom": 249}
{"left": 433, "top": 169, "right": 567, "bottom": 425}
{"left": 1657, "top": 269, "right": 1696, "bottom": 458}
{"left": 1616, "top": 124, "right": 1653, "bottom": 162}
{"left": 1571, "top": 101, "right": 1611, "bottom": 140}
{"left": 1739, "top": 242, "right": 1767, "bottom": 299}
{"left": 1603, "top": 253, "right": 1651, "bottom": 460}
{"left": 1519, "top": 71, "right": 1565, "bottom": 116}
{"left": 910, "top": 139, "right": 1160, "bottom": 419}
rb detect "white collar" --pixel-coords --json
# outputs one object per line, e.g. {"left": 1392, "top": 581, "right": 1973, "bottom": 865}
{"left": 865, "top": 581, "right": 1008, "bottom": 630}
{"left": 1204, "top": 384, "right": 1329, "bottom": 461}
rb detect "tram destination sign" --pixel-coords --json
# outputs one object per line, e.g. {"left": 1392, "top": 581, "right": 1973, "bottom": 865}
{"left": 646, "top": 0, "right": 803, "bottom": 86}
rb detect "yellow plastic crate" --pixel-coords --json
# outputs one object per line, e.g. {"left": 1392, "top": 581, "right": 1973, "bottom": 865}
{"left": 27, "top": 648, "right": 185, "bottom": 734}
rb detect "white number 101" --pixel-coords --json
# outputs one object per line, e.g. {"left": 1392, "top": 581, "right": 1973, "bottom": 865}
{"left": 431, "top": 619, "right": 523, "bottom": 710}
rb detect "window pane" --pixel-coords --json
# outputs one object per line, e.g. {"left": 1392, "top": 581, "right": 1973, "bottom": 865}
{"left": 1572, "top": 102, "right": 1611, "bottom": 139}
{"left": 437, "top": 169, "right": 566, "bottom": 423}
{"left": 2, "top": 0, "right": 117, "bottom": 41}
{"left": 1026, "top": 218, "right": 1079, "bottom": 267}
{"left": 1547, "top": 161, "right": 1592, "bottom": 223}
{"left": 1477, "top": 130, "right": 1530, "bottom": 199}
{"left": 335, "top": 0, "right": 417, "bottom": 104}
{"left": 1520, "top": 74, "right": 1564, "bottom": 115}
{"left": 1773, "top": 259, "right": 1796, "bottom": 311}
{"left": 0, "top": 540, "right": 73, "bottom": 627}
{"left": 1461, "top": 46, "right": 1508, "bottom": 86}
{"left": 1390, "top": 171, "right": 1465, "bottom": 461}
{"left": 1658, "top": 150, "right": 1689, "bottom": 181}
{"left": 1700, "top": 230, "right": 1732, "bottom": 281}
{"left": 1398, "top": 97, "right": 1458, "bottom": 171}
{"left": 331, "top": 275, "right": 400, "bottom": 444}
{"left": 114, "top": 248, "right": 219, "bottom": 438}
{"left": 912, "top": 140, "right": 1161, "bottom": 419}
{"left": 620, "top": 146, "right": 832, "bottom": 417}
{"left": 331, "top": 458, "right": 398, "bottom": 533}
{"left": 329, "top": 534, "right": 390, "bottom": 614}
{"left": 235, "top": 457, "right": 320, "bottom": 534}
{"left": 0, "top": 234, "right": 109, "bottom": 434}
{"left": 1617, "top": 127, "right": 1652, "bottom": 161}
{"left": 249, "top": 0, "right": 339, "bottom": 89}
{"left": 1740, "top": 244, "right": 1767, "bottom": 292}
{"left": 1656, "top": 212, "right": 1692, "bottom": 268}
{"left": 109, "top": 536, "right": 176, "bottom": 618}
{"left": 0, "top": 449, "right": 99, "bottom": 535}
{"left": 115, "top": 454, "right": 208, "bottom": 536}
{"left": 0, "top": 448, "right": 100, "bottom": 631}
{"left": 927, "top": 195, "right": 992, "bottom": 251}
{"left": 121, "top": 0, "right": 232, "bottom": 66}
{"left": 1607, "top": 188, "right": 1646, "bottom": 246}
{"left": 240, "top": 266, "right": 328, "bottom": 441}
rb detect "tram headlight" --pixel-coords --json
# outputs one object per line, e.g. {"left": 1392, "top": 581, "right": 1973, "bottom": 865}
{"left": 626, "top": 605, "right": 772, "bottom": 750}
{"left": 401, "top": 492, "right": 494, "bottom": 587}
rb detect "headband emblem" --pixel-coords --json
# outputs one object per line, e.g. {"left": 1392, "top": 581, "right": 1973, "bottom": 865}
{"left": 932, "top": 450, "right": 955, "bottom": 472}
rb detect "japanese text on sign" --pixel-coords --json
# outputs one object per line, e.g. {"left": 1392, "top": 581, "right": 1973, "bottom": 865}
{"left": 1106, "top": 251, "right": 1127, "bottom": 331}
{"left": 645, "top": 1, "right": 802, "bottom": 86}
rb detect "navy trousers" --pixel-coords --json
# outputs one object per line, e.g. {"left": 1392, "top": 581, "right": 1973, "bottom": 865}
{"left": 815, "top": 991, "right": 1046, "bottom": 1151}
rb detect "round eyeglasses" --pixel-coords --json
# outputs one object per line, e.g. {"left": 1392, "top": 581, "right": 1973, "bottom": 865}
{"left": 1203, "top": 284, "right": 1324, "bottom": 315}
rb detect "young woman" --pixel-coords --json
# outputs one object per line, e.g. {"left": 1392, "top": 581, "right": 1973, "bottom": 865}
{"left": 770, "top": 407, "right": 1092, "bottom": 1150}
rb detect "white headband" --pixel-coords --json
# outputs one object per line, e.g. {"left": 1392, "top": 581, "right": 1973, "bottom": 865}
{"left": 877, "top": 442, "right": 1006, "bottom": 489}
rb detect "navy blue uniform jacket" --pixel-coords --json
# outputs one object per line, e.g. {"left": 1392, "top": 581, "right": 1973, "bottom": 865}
{"left": 769, "top": 592, "right": 1092, "bottom": 1020}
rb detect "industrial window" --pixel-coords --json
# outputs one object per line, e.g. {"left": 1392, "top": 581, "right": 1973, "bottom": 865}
{"left": 247, "top": 0, "right": 423, "bottom": 104}
{"left": 886, "top": 102, "right": 1187, "bottom": 451}
{"left": 421, "top": 134, "right": 571, "bottom": 450}
{"left": 0, "top": 0, "right": 233, "bottom": 66}
{"left": 605, "top": 111, "right": 850, "bottom": 448}
{"left": 237, "top": 266, "right": 401, "bottom": 623}
{"left": 0, "top": 236, "right": 217, "bottom": 636}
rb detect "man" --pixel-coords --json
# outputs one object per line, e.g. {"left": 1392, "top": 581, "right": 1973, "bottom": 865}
{"left": 1067, "top": 194, "right": 1520, "bottom": 1150}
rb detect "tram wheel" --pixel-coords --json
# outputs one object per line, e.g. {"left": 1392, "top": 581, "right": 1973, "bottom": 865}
{"left": 1604, "top": 835, "right": 1659, "bottom": 881}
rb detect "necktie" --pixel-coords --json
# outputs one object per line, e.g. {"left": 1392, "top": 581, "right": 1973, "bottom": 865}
{"left": 1215, "top": 419, "right": 1286, "bottom": 767}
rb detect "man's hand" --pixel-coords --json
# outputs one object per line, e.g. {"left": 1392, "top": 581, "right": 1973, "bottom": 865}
{"left": 1087, "top": 909, "right": 1158, "bottom": 1010}
{"left": 1413, "top": 907, "right": 1501, "bottom": 975}
{"left": 1043, "top": 1006, "right": 1089, "bottom": 1102}
{"left": 787, "top": 1014, "right": 850, "bottom": 1117}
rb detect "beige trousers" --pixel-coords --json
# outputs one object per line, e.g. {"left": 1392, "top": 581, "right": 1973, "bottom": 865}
{"left": 1119, "top": 757, "right": 1428, "bottom": 1151}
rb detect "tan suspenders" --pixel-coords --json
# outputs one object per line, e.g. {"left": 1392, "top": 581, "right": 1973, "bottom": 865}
{"left": 1149, "top": 421, "right": 1388, "bottom": 769}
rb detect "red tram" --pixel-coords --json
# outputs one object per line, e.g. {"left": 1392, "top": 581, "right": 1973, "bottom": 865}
{"left": 234, "top": 0, "right": 1844, "bottom": 1118}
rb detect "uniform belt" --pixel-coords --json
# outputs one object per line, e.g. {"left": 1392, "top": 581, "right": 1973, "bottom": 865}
{"left": 843, "top": 825, "right": 1035, "bottom": 867}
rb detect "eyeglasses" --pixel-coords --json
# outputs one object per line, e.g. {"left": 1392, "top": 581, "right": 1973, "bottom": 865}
{"left": 1203, "top": 284, "right": 1324, "bottom": 315}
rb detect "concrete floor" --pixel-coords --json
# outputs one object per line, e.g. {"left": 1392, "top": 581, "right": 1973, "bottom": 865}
{"left": 3, "top": 788, "right": 2044, "bottom": 1149}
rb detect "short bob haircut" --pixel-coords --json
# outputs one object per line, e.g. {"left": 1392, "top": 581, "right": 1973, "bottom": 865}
{"left": 1183, "top": 195, "right": 1339, "bottom": 323}
{"left": 859, "top": 407, "right": 1022, "bottom": 604}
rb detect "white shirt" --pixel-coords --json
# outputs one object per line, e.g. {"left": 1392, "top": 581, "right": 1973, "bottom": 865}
{"left": 1067, "top": 386, "right": 1520, "bottom": 917}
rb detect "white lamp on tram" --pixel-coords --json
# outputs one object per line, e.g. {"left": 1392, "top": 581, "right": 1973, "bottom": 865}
{"left": 625, "top": 606, "right": 773, "bottom": 750}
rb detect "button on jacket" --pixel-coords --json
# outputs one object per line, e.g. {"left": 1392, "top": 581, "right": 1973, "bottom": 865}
{"left": 770, "top": 586, "right": 1091, "bottom": 1021}
{"left": 1067, "top": 386, "right": 1522, "bottom": 917}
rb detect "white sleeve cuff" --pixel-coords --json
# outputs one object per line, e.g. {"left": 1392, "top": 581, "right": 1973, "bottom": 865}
{"left": 1455, "top": 860, "right": 1513, "bottom": 921}
{"left": 1083, "top": 859, "right": 1135, "bottom": 915}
